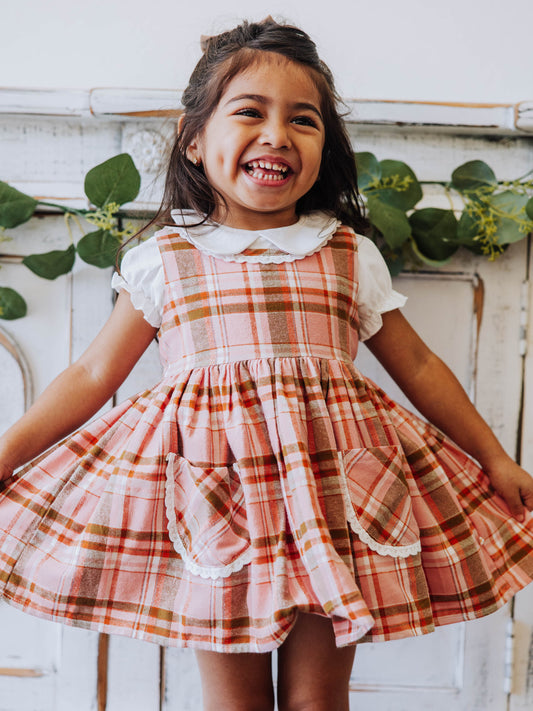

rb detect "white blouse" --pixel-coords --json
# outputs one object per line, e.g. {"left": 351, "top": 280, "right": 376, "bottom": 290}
{"left": 112, "top": 210, "right": 407, "bottom": 341}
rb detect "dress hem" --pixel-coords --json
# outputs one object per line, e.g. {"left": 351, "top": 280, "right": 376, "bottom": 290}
{"left": 0, "top": 585, "right": 521, "bottom": 653}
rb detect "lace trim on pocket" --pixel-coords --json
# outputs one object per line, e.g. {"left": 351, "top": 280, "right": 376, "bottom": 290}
{"left": 338, "top": 451, "right": 421, "bottom": 559}
{"left": 164, "top": 453, "right": 253, "bottom": 579}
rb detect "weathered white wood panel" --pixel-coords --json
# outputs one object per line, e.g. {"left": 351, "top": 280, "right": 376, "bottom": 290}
{"left": 0, "top": 216, "right": 72, "bottom": 398}
{"left": 349, "top": 608, "right": 511, "bottom": 711}
{"left": 2, "top": 89, "right": 532, "bottom": 134}
{"left": 162, "top": 648, "right": 204, "bottom": 711}
{"left": 104, "top": 637, "right": 161, "bottom": 711}
{"left": 512, "top": 235, "right": 533, "bottom": 710}
{"left": 53, "top": 628, "right": 99, "bottom": 711}
{"left": 0, "top": 328, "right": 29, "bottom": 433}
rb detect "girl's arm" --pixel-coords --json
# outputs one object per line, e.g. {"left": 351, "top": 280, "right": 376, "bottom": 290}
{"left": 365, "top": 308, "right": 533, "bottom": 521}
{"left": 0, "top": 291, "right": 158, "bottom": 480}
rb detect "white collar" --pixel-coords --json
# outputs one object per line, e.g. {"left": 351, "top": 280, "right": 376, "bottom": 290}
{"left": 169, "top": 210, "right": 340, "bottom": 262}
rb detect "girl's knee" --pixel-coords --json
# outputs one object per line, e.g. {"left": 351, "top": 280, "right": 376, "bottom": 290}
{"left": 204, "top": 699, "right": 274, "bottom": 711}
{"left": 278, "top": 697, "right": 349, "bottom": 711}
{"left": 196, "top": 649, "right": 274, "bottom": 711}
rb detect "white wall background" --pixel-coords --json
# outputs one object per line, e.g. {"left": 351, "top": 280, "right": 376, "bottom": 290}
{"left": 2, "top": 0, "right": 532, "bottom": 103}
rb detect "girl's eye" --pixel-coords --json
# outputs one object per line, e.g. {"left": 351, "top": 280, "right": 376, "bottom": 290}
{"left": 235, "top": 108, "right": 262, "bottom": 118}
{"left": 291, "top": 115, "right": 319, "bottom": 128}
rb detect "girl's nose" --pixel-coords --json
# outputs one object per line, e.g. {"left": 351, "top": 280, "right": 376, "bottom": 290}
{"left": 259, "top": 119, "right": 291, "bottom": 149}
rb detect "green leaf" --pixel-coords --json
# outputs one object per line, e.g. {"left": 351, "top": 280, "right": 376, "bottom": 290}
{"left": 458, "top": 191, "right": 532, "bottom": 252}
{"left": 367, "top": 195, "right": 411, "bottom": 249}
{"left": 84, "top": 153, "right": 141, "bottom": 208}
{"left": 0, "top": 182, "right": 38, "bottom": 228}
{"left": 22, "top": 244, "right": 76, "bottom": 280}
{"left": 367, "top": 160, "right": 422, "bottom": 211}
{"left": 451, "top": 160, "right": 497, "bottom": 192}
{"left": 76, "top": 229, "right": 122, "bottom": 268}
{"left": 526, "top": 196, "right": 533, "bottom": 221}
{"left": 456, "top": 211, "right": 486, "bottom": 254}
{"left": 355, "top": 152, "right": 381, "bottom": 192}
{"left": 409, "top": 208, "right": 459, "bottom": 261}
{"left": 488, "top": 191, "right": 531, "bottom": 245}
{"left": 410, "top": 239, "right": 454, "bottom": 267}
{"left": 0, "top": 287, "right": 27, "bottom": 320}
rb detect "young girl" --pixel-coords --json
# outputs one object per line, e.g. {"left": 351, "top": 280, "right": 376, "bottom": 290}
{"left": 1, "top": 17, "right": 533, "bottom": 711}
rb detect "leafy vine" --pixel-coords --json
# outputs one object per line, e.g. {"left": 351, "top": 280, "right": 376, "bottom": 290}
{"left": 0, "top": 152, "right": 532, "bottom": 319}
{"left": 0, "top": 154, "right": 139, "bottom": 319}
{"left": 355, "top": 152, "right": 533, "bottom": 275}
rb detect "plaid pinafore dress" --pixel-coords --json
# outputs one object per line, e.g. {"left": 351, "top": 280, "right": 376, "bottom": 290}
{"left": 1, "top": 225, "right": 532, "bottom": 652}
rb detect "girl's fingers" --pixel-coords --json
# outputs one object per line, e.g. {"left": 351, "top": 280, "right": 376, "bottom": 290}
{"left": 506, "top": 493, "right": 526, "bottom": 522}
{"left": 520, "top": 482, "right": 533, "bottom": 511}
{"left": 0, "top": 466, "right": 13, "bottom": 482}
{"left": 486, "top": 462, "right": 533, "bottom": 522}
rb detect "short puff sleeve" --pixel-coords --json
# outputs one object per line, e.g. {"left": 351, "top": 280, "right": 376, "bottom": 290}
{"left": 111, "top": 236, "right": 164, "bottom": 328}
{"left": 357, "top": 235, "right": 407, "bottom": 341}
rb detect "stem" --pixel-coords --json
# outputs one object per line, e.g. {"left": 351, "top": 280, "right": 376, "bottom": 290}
{"left": 513, "top": 168, "right": 533, "bottom": 182}
{"left": 0, "top": 254, "right": 25, "bottom": 263}
{"left": 444, "top": 185, "right": 458, "bottom": 212}
{"left": 36, "top": 200, "right": 89, "bottom": 217}
{"left": 64, "top": 212, "right": 86, "bottom": 243}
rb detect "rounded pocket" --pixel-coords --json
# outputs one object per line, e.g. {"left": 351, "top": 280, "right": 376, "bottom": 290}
{"left": 165, "top": 454, "right": 252, "bottom": 578}
{"left": 342, "top": 447, "right": 420, "bottom": 557}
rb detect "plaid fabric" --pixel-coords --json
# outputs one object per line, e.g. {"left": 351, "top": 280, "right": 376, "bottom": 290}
{"left": 1, "top": 226, "right": 532, "bottom": 652}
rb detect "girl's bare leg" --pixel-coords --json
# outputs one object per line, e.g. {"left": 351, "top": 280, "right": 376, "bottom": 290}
{"left": 195, "top": 649, "right": 275, "bottom": 711}
{"left": 277, "top": 613, "right": 356, "bottom": 711}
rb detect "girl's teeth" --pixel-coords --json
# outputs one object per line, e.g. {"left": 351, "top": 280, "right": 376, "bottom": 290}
{"left": 247, "top": 161, "right": 287, "bottom": 171}
{"left": 245, "top": 161, "right": 289, "bottom": 180}
{"left": 247, "top": 167, "right": 286, "bottom": 181}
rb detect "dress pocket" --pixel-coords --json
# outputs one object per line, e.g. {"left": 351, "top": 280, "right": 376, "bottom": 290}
{"left": 165, "top": 454, "right": 252, "bottom": 578}
{"left": 341, "top": 447, "right": 421, "bottom": 558}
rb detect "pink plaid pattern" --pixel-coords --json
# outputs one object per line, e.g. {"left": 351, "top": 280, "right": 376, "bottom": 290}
{"left": 1, "top": 226, "right": 532, "bottom": 652}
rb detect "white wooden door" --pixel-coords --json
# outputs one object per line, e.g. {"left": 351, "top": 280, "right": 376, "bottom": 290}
{"left": 0, "top": 220, "right": 532, "bottom": 711}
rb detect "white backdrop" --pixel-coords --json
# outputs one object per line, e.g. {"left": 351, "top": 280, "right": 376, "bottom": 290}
{"left": 2, "top": 0, "right": 532, "bottom": 103}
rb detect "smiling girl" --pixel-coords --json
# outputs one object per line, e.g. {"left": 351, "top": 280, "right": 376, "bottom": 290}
{"left": 1, "top": 18, "right": 533, "bottom": 711}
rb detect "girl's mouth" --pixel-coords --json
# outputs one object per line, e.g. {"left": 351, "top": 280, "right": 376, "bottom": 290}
{"left": 244, "top": 160, "right": 291, "bottom": 182}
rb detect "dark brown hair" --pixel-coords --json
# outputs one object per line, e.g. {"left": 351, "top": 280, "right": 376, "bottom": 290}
{"left": 152, "top": 18, "right": 367, "bottom": 233}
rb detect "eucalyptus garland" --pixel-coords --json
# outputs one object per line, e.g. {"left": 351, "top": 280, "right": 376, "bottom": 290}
{"left": 355, "top": 152, "right": 533, "bottom": 275}
{"left": 0, "top": 152, "right": 532, "bottom": 320}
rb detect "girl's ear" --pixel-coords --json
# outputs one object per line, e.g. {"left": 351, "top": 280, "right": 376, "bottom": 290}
{"left": 187, "top": 141, "right": 202, "bottom": 167}
{"left": 186, "top": 140, "right": 201, "bottom": 167}
{"left": 179, "top": 114, "right": 202, "bottom": 167}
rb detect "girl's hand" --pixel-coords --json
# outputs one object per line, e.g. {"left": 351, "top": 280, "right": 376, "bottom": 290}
{"left": 484, "top": 456, "right": 533, "bottom": 522}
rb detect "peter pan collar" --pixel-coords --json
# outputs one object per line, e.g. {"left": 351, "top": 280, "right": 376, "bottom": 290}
{"left": 169, "top": 209, "right": 340, "bottom": 263}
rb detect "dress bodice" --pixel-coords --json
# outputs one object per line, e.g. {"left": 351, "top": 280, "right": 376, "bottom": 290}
{"left": 157, "top": 226, "right": 361, "bottom": 375}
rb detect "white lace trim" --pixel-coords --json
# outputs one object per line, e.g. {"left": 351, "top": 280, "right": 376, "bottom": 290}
{"left": 164, "top": 453, "right": 254, "bottom": 579}
{"left": 182, "top": 231, "right": 339, "bottom": 264}
{"left": 337, "top": 454, "right": 421, "bottom": 559}
{"left": 168, "top": 210, "right": 341, "bottom": 263}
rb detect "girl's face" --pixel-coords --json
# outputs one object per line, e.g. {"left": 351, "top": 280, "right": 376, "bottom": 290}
{"left": 189, "top": 55, "right": 326, "bottom": 230}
